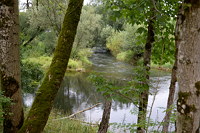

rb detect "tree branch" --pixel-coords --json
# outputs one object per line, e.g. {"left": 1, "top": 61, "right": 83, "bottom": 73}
{"left": 53, "top": 103, "right": 102, "bottom": 120}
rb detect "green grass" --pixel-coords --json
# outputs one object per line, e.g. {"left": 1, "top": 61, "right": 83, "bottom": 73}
{"left": 116, "top": 50, "right": 134, "bottom": 62}
{"left": 150, "top": 68, "right": 171, "bottom": 77}
{"left": 20, "top": 108, "right": 97, "bottom": 133}
{"left": 68, "top": 59, "right": 82, "bottom": 69}
{"left": 44, "top": 111, "right": 97, "bottom": 133}
{"left": 151, "top": 62, "right": 173, "bottom": 70}
{"left": 23, "top": 56, "right": 52, "bottom": 70}
{"left": 23, "top": 56, "right": 91, "bottom": 71}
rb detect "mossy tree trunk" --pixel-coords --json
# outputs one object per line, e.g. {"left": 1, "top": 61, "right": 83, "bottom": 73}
{"left": 176, "top": 1, "right": 200, "bottom": 132}
{"left": 18, "top": 0, "right": 84, "bottom": 132}
{"left": 137, "top": 6, "right": 155, "bottom": 133}
{"left": 0, "top": 0, "right": 24, "bottom": 132}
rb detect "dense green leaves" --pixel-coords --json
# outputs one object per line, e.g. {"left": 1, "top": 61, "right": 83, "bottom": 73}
{"left": 21, "top": 61, "right": 44, "bottom": 93}
{"left": 100, "top": 0, "right": 179, "bottom": 65}
{"left": 106, "top": 23, "right": 143, "bottom": 63}
{"left": 0, "top": 91, "right": 11, "bottom": 126}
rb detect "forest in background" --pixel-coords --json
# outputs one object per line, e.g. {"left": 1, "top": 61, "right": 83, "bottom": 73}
{"left": 0, "top": 0, "right": 200, "bottom": 133}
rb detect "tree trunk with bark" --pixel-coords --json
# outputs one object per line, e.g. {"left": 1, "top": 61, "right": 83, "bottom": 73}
{"left": 0, "top": 0, "right": 24, "bottom": 132}
{"left": 18, "top": 0, "right": 84, "bottom": 132}
{"left": 176, "top": 1, "right": 200, "bottom": 132}
{"left": 137, "top": 8, "right": 155, "bottom": 133}
{"left": 162, "top": 14, "right": 179, "bottom": 133}
{"left": 98, "top": 99, "right": 112, "bottom": 133}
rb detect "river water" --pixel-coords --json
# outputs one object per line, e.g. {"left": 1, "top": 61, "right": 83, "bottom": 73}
{"left": 23, "top": 53, "right": 175, "bottom": 132}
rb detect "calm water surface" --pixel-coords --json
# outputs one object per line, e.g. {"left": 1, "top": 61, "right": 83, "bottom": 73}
{"left": 24, "top": 53, "right": 175, "bottom": 132}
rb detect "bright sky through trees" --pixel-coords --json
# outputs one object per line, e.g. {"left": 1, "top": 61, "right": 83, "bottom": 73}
{"left": 19, "top": 0, "right": 91, "bottom": 9}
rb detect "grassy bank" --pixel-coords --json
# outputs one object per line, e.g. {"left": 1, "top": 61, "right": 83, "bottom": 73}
{"left": 0, "top": 108, "right": 97, "bottom": 133}
{"left": 151, "top": 62, "right": 172, "bottom": 72}
{"left": 23, "top": 56, "right": 91, "bottom": 72}
{"left": 43, "top": 110, "right": 97, "bottom": 133}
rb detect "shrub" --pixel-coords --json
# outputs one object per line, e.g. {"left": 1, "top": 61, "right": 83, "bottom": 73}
{"left": 21, "top": 61, "right": 44, "bottom": 93}
{"left": 25, "top": 56, "right": 52, "bottom": 70}
{"left": 78, "top": 48, "right": 92, "bottom": 66}
{"left": 106, "top": 23, "right": 144, "bottom": 63}
{"left": 68, "top": 59, "right": 81, "bottom": 69}
{"left": 0, "top": 91, "right": 11, "bottom": 129}
{"left": 116, "top": 50, "right": 134, "bottom": 62}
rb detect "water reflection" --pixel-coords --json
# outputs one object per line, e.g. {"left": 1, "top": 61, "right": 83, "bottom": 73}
{"left": 23, "top": 53, "right": 173, "bottom": 131}
{"left": 53, "top": 73, "right": 104, "bottom": 114}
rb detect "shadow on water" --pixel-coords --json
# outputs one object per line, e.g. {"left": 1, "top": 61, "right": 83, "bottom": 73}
{"left": 23, "top": 52, "right": 174, "bottom": 132}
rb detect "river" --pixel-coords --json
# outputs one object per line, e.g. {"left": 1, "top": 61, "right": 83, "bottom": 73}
{"left": 23, "top": 53, "right": 175, "bottom": 132}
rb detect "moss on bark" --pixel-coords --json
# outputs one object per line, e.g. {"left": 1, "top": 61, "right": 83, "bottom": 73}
{"left": 18, "top": 0, "right": 84, "bottom": 133}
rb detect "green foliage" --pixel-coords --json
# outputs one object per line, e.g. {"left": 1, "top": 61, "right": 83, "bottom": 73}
{"left": 70, "top": 48, "right": 92, "bottom": 69}
{"left": 101, "top": 0, "right": 179, "bottom": 65}
{"left": 0, "top": 91, "right": 11, "bottom": 127}
{"left": 78, "top": 49, "right": 93, "bottom": 66}
{"left": 106, "top": 23, "right": 143, "bottom": 63}
{"left": 88, "top": 73, "right": 138, "bottom": 103}
{"left": 68, "top": 59, "right": 81, "bottom": 69}
{"left": 23, "top": 56, "right": 52, "bottom": 70}
{"left": 99, "top": 26, "right": 115, "bottom": 47}
{"left": 88, "top": 74, "right": 114, "bottom": 97}
{"left": 19, "top": 11, "right": 46, "bottom": 46}
{"left": 74, "top": 6, "right": 103, "bottom": 48}
{"left": 37, "top": 31, "right": 57, "bottom": 55}
{"left": 27, "top": 0, "right": 67, "bottom": 34}
{"left": 21, "top": 61, "right": 44, "bottom": 93}
{"left": 20, "top": 42, "right": 46, "bottom": 58}
{"left": 116, "top": 50, "right": 134, "bottom": 62}
{"left": 95, "top": 4, "right": 126, "bottom": 31}
{"left": 153, "top": 20, "right": 176, "bottom": 64}
{"left": 107, "top": 31, "right": 126, "bottom": 56}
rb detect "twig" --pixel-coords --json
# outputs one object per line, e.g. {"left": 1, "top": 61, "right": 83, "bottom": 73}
{"left": 53, "top": 103, "right": 102, "bottom": 120}
{"left": 151, "top": 0, "right": 163, "bottom": 15}
{"left": 146, "top": 78, "right": 160, "bottom": 132}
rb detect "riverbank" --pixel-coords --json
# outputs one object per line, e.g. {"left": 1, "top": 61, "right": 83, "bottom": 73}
{"left": 0, "top": 108, "right": 98, "bottom": 133}
{"left": 22, "top": 56, "right": 91, "bottom": 72}
{"left": 43, "top": 110, "right": 97, "bottom": 133}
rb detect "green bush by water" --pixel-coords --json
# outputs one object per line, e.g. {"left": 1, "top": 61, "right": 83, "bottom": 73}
{"left": 21, "top": 60, "right": 44, "bottom": 93}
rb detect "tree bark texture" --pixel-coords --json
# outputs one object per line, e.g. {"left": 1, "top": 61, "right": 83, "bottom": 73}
{"left": 18, "top": 0, "right": 84, "bottom": 132}
{"left": 162, "top": 15, "right": 179, "bottom": 133}
{"left": 137, "top": 8, "right": 155, "bottom": 133}
{"left": 176, "top": 1, "right": 200, "bottom": 133}
{"left": 0, "top": 0, "right": 24, "bottom": 132}
{"left": 98, "top": 99, "right": 112, "bottom": 133}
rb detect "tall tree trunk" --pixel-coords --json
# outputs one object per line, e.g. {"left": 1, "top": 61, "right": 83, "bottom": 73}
{"left": 98, "top": 99, "right": 112, "bottom": 133}
{"left": 18, "top": 0, "right": 84, "bottom": 132}
{"left": 0, "top": 0, "right": 24, "bottom": 133}
{"left": 176, "top": 1, "right": 200, "bottom": 132}
{"left": 137, "top": 8, "right": 155, "bottom": 133}
{"left": 162, "top": 15, "right": 179, "bottom": 133}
